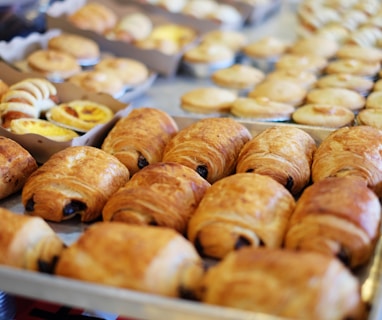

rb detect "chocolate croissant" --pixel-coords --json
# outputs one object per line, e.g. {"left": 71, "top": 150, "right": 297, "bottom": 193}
{"left": 102, "top": 162, "right": 210, "bottom": 234}
{"left": 199, "top": 247, "right": 365, "bottom": 320}
{"left": 0, "top": 136, "right": 38, "bottom": 200}
{"left": 187, "top": 173, "right": 295, "bottom": 259}
{"left": 22, "top": 146, "right": 130, "bottom": 222}
{"left": 284, "top": 176, "right": 381, "bottom": 269}
{"left": 54, "top": 222, "right": 204, "bottom": 298}
{"left": 312, "top": 125, "right": 382, "bottom": 197}
{"left": 236, "top": 126, "right": 317, "bottom": 196}
{"left": 0, "top": 208, "right": 65, "bottom": 273}
{"left": 101, "top": 107, "right": 179, "bottom": 176}
{"left": 162, "top": 118, "right": 251, "bottom": 183}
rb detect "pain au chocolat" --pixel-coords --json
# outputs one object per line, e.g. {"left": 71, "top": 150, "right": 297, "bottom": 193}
{"left": 102, "top": 162, "right": 210, "bottom": 235}
{"left": 0, "top": 208, "right": 65, "bottom": 273}
{"left": 162, "top": 117, "right": 251, "bottom": 183}
{"left": 199, "top": 247, "right": 365, "bottom": 320}
{"left": 22, "top": 146, "right": 130, "bottom": 222}
{"left": 54, "top": 222, "right": 204, "bottom": 299}
{"left": 0, "top": 136, "right": 38, "bottom": 200}
{"left": 187, "top": 173, "right": 295, "bottom": 259}
{"left": 101, "top": 108, "right": 179, "bottom": 176}
{"left": 285, "top": 176, "right": 381, "bottom": 269}
{"left": 236, "top": 126, "right": 317, "bottom": 197}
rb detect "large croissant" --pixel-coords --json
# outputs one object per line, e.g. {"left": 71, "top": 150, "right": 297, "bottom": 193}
{"left": 102, "top": 162, "right": 210, "bottom": 234}
{"left": 284, "top": 175, "right": 381, "bottom": 269}
{"left": 101, "top": 107, "right": 179, "bottom": 175}
{"left": 187, "top": 173, "right": 295, "bottom": 259}
{"left": 162, "top": 117, "right": 251, "bottom": 183}
{"left": 54, "top": 222, "right": 204, "bottom": 298}
{"left": 0, "top": 208, "right": 65, "bottom": 273}
{"left": 236, "top": 125, "right": 317, "bottom": 196}
{"left": 22, "top": 146, "right": 130, "bottom": 222}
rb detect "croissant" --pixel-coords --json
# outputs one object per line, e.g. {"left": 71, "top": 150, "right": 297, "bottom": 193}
{"left": 162, "top": 118, "right": 251, "bottom": 183}
{"left": 21, "top": 146, "right": 130, "bottom": 222}
{"left": 101, "top": 108, "right": 179, "bottom": 175}
{"left": 0, "top": 208, "right": 65, "bottom": 273}
{"left": 102, "top": 162, "right": 210, "bottom": 234}
{"left": 284, "top": 176, "right": 381, "bottom": 269}
{"left": 0, "top": 136, "right": 38, "bottom": 200}
{"left": 236, "top": 126, "right": 317, "bottom": 196}
{"left": 187, "top": 173, "right": 295, "bottom": 259}
{"left": 311, "top": 125, "right": 382, "bottom": 197}
{"left": 199, "top": 247, "right": 366, "bottom": 320}
{"left": 54, "top": 222, "right": 204, "bottom": 298}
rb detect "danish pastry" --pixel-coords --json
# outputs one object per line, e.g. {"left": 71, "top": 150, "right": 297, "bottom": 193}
{"left": 0, "top": 136, "right": 38, "bottom": 200}
{"left": 0, "top": 207, "right": 65, "bottom": 273}
{"left": 101, "top": 108, "right": 178, "bottom": 175}
{"left": 47, "top": 100, "right": 114, "bottom": 132}
{"left": 236, "top": 126, "right": 317, "bottom": 196}
{"left": 162, "top": 117, "right": 251, "bottom": 183}
{"left": 311, "top": 125, "right": 382, "bottom": 197}
{"left": 187, "top": 173, "right": 295, "bottom": 259}
{"left": 285, "top": 176, "right": 381, "bottom": 269}
{"left": 54, "top": 222, "right": 204, "bottom": 298}
{"left": 22, "top": 146, "right": 130, "bottom": 222}
{"left": 199, "top": 247, "right": 365, "bottom": 320}
{"left": 102, "top": 162, "right": 210, "bottom": 234}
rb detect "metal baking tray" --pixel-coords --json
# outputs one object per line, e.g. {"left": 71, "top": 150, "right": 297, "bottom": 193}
{"left": 0, "top": 116, "right": 381, "bottom": 320}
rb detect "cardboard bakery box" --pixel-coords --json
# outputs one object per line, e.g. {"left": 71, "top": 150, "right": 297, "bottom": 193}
{"left": 0, "top": 29, "right": 158, "bottom": 103}
{"left": 0, "top": 61, "right": 132, "bottom": 164}
{"left": 45, "top": 0, "right": 213, "bottom": 77}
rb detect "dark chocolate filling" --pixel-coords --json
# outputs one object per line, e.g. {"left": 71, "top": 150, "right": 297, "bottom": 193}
{"left": 336, "top": 246, "right": 351, "bottom": 267}
{"left": 196, "top": 165, "right": 208, "bottom": 180}
{"left": 25, "top": 197, "right": 35, "bottom": 212}
{"left": 137, "top": 154, "right": 149, "bottom": 169}
{"left": 63, "top": 200, "right": 87, "bottom": 217}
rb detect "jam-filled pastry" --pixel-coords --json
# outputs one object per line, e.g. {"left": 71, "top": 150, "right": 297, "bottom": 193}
{"left": 199, "top": 247, "right": 366, "bottom": 320}
{"left": 0, "top": 208, "right": 65, "bottom": 273}
{"left": 236, "top": 126, "right": 317, "bottom": 196}
{"left": 0, "top": 136, "right": 38, "bottom": 200}
{"left": 311, "top": 125, "right": 382, "bottom": 197}
{"left": 54, "top": 222, "right": 204, "bottom": 298}
{"left": 284, "top": 176, "right": 381, "bottom": 269}
{"left": 162, "top": 118, "right": 251, "bottom": 183}
{"left": 22, "top": 146, "right": 130, "bottom": 222}
{"left": 101, "top": 108, "right": 179, "bottom": 175}
{"left": 102, "top": 162, "right": 210, "bottom": 235}
{"left": 0, "top": 78, "right": 59, "bottom": 128}
{"left": 187, "top": 173, "right": 295, "bottom": 259}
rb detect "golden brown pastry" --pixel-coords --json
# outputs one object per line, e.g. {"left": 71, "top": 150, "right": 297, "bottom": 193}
{"left": 311, "top": 125, "right": 382, "bottom": 197}
{"left": 0, "top": 207, "right": 65, "bottom": 273}
{"left": 0, "top": 136, "right": 38, "bottom": 200}
{"left": 101, "top": 108, "right": 179, "bottom": 175}
{"left": 54, "top": 222, "right": 204, "bottom": 298}
{"left": 199, "top": 247, "right": 366, "bottom": 320}
{"left": 22, "top": 146, "right": 130, "bottom": 222}
{"left": 187, "top": 173, "right": 295, "bottom": 259}
{"left": 284, "top": 176, "right": 381, "bottom": 269}
{"left": 0, "top": 79, "right": 9, "bottom": 100}
{"left": 162, "top": 118, "right": 251, "bottom": 183}
{"left": 102, "top": 162, "right": 210, "bottom": 234}
{"left": 68, "top": 3, "right": 117, "bottom": 34}
{"left": 236, "top": 126, "right": 317, "bottom": 196}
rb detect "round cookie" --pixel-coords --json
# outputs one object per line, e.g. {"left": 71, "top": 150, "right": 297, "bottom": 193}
{"left": 335, "top": 45, "right": 382, "bottom": 64}
{"left": 95, "top": 57, "right": 149, "bottom": 87}
{"left": 292, "top": 104, "right": 355, "bottom": 128}
{"left": 305, "top": 87, "right": 365, "bottom": 112}
{"left": 211, "top": 64, "right": 265, "bottom": 91}
{"left": 248, "top": 79, "right": 307, "bottom": 107}
{"left": 47, "top": 33, "right": 100, "bottom": 66}
{"left": 27, "top": 49, "right": 81, "bottom": 80}
{"left": 201, "top": 29, "right": 247, "bottom": 52}
{"left": 265, "top": 69, "right": 317, "bottom": 90}
{"left": 231, "top": 96, "right": 295, "bottom": 121}
{"left": 356, "top": 108, "right": 382, "bottom": 129}
{"left": 289, "top": 36, "right": 339, "bottom": 59}
{"left": 180, "top": 87, "right": 237, "bottom": 114}
{"left": 68, "top": 70, "right": 125, "bottom": 97}
{"left": 275, "top": 53, "right": 328, "bottom": 74}
{"left": 366, "top": 91, "right": 382, "bottom": 109}
{"left": 325, "top": 58, "right": 380, "bottom": 79}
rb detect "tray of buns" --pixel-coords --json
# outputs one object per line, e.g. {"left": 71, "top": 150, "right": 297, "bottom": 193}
{"left": 0, "top": 109, "right": 381, "bottom": 320}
